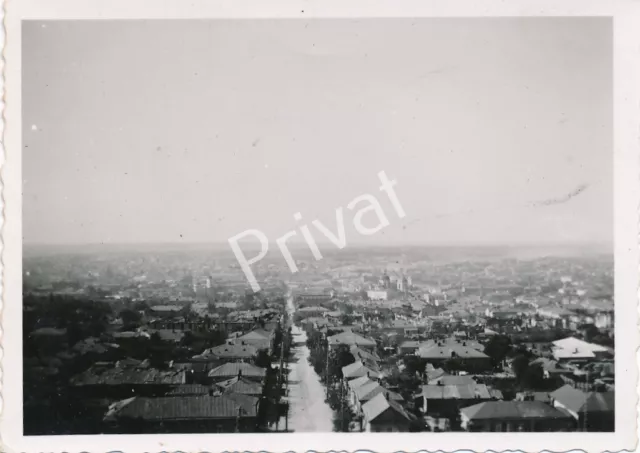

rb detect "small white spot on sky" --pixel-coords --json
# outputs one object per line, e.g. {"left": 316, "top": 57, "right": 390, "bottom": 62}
{"left": 264, "top": 164, "right": 269, "bottom": 169}
{"left": 31, "top": 125, "right": 38, "bottom": 131}
{"left": 41, "top": 24, "right": 47, "bottom": 28}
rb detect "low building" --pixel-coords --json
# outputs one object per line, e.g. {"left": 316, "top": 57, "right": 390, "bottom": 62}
{"left": 70, "top": 361, "right": 187, "bottom": 399}
{"left": 328, "top": 332, "right": 377, "bottom": 351}
{"left": 342, "top": 361, "right": 382, "bottom": 380}
{"left": 207, "top": 362, "right": 266, "bottom": 383}
{"left": 201, "top": 343, "right": 258, "bottom": 363}
{"left": 361, "top": 392, "right": 414, "bottom": 432}
{"left": 417, "top": 340, "right": 491, "bottom": 373}
{"left": 104, "top": 392, "right": 260, "bottom": 433}
{"left": 234, "top": 329, "right": 275, "bottom": 354}
{"left": 349, "top": 377, "right": 403, "bottom": 415}
{"left": 550, "top": 385, "right": 615, "bottom": 431}
{"left": 417, "top": 382, "right": 498, "bottom": 420}
{"left": 460, "top": 401, "right": 575, "bottom": 432}
{"left": 551, "top": 337, "right": 612, "bottom": 362}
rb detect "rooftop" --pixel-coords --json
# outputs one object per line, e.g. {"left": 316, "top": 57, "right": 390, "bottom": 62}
{"left": 461, "top": 401, "right": 574, "bottom": 421}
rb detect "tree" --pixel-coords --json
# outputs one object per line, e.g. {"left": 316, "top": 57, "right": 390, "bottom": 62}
{"left": 444, "top": 358, "right": 463, "bottom": 373}
{"left": 120, "top": 308, "right": 142, "bottom": 329}
{"left": 403, "top": 355, "right": 426, "bottom": 377}
{"left": 255, "top": 349, "right": 272, "bottom": 369}
{"left": 521, "top": 362, "right": 545, "bottom": 389}
{"left": 511, "top": 354, "right": 530, "bottom": 383}
{"left": 329, "top": 345, "right": 356, "bottom": 379}
{"left": 484, "top": 335, "right": 512, "bottom": 369}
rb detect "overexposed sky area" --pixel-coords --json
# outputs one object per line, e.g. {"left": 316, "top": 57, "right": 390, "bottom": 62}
{"left": 22, "top": 18, "right": 612, "bottom": 246}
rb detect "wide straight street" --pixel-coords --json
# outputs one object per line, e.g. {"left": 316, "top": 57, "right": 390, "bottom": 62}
{"left": 283, "top": 295, "right": 334, "bottom": 432}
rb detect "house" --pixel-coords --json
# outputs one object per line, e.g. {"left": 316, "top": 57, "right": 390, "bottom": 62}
{"left": 550, "top": 385, "right": 615, "bottom": 431}
{"left": 416, "top": 382, "right": 498, "bottom": 420}
{"left": 427, "top": 375, "right": 476, "bottom": 386}
{"left": 104, "top": 392, "right": 260, "bottom": 433}
{"left": 234, "top": 329, "right": 275, "bottom": 353}
{"left": 207, "top": 362, "right": 266, "bottom": 383}
{"left": 361, "top": 392, "right": 414, "bottom": 432}
{"left": 215, "top": 375, "right": 264, "bottom": 396}
{"left": 327, "top": 332, "right": 377, "bottom": 351}
{"left": 201, "top": 343, "right": 258, "bottom": 363}
{"left": 417, "top": 340, "right": 491, "bottom": 373}
{"left": 515, "top": 391, "right": 552, "bottom": 404}
{"left": 551, "top": 337, "right": 611, "bottom": 362}
{"left": 350, "top": 345, "right": 381, "bottom": 364}
{"left": 349, "top": 378, "right": 403, "bottom": 415}
{"left": 529, "top": 357, "right": 569, "bottom": 378}
{"left": 70, "top": 362, "right": 186, "bottom": 399}
{"left": 460, "top": 401, "right": 575, "bottom": 432}
{"left": 342, "top": 361, "right": 382, "bottom": 380}
{"left": 399, "top": 340, "right": 421, "bottom": 355}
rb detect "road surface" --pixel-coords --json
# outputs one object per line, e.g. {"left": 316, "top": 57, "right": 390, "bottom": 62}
{"left": 284, "top": 294, "right": 334, "bottom": 432}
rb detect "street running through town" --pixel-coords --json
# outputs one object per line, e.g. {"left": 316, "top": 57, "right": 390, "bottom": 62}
{"left": 283, "top": 293, "right": 334, "bottom": 432}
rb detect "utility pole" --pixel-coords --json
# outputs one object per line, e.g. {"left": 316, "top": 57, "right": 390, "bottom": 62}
{"left": 583, "top": 371, "right": 589, "bottom": 432}
{"left": 325, "top": 336, "right": 330, "bottom": 397}
{"left": 340, "top": 378, "right": 344, "bottom": 431}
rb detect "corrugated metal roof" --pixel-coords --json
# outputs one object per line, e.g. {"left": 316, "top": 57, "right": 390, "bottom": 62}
{"left": 207, "top": 362, "right": 266, "bottom": 379}
{"left": 111, "top": 394, "right": 258, "bottom": 420}
{"left": 461, "top": 401, "right": 573, "bottom": 421}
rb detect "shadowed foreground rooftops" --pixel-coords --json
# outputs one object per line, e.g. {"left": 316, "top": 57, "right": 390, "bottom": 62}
{"left": 104, "top": 393, "right": 259, "bottom": 421}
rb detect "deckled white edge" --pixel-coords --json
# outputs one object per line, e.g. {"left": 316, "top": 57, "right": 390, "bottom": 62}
{"left": 1, "top": 1, "right": 638, "bottom": 452}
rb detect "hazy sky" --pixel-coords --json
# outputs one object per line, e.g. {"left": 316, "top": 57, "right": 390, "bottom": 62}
{"left": 23, "top": 18, "right": 612, "bottom": 246}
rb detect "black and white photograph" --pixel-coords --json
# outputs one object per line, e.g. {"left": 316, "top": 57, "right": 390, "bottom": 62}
{"left": 2, "top": 3, "right": 639, "bottom": 452}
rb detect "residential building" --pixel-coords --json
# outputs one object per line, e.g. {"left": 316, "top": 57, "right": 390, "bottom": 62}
{"left": 201, "top": 343, "right": 258, "bottom": 363}
{"left": 327, "top": 332, "right": 377, "bottom": 351}
{"left": 550, "top": 385, "right": 615, "bottom": 431}
{"left": 460, "top": 401, "right": 575, "bottom": 432}
{"left": 207, "top": 362, "right": 266, "bottom": 383}
{"left": 104, "top": 393, "right": 260, "bottom": 433}
{"left": 361, "top": 392, "right": 414, "bottom": 432}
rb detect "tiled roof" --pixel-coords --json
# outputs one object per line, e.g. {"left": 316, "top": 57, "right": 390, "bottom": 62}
{"left": 461, "top": 401, "right": 573, "bottom": 421}
{"left": 342, "top": 361, "right": 381, "bottom": 379}
{"left": 204, "top": 343, "right": 258, "bottom": 359}
{"left": 550, "top": 385, "right": 614, "bottom": 413}
{"left": 107, "top": 394, "right": 258, "bottom": 420}
{"left": 328, "top": 332, "right": 376, "bottom": 347}
{"left": 355, "top": 381, "right": 403, "bottom": 402}
{"left": 239, "top": 329, "right": 273, "bottom": 341}
{"left": 215, "top": 376, "right": 264, "bottom": 396}
{"left": 167, "top": 384, "right": 211, "bottom": 396}
{"left": 350, "top": 346, "right": 381, "bottom": 363}
{"left": 429, "top": 375, "right": 476, "bottom": 386}
{"left": 71, "top": 365, "right": 186, "bottom": 386}
{"left": 362, "top": 393, "right": 412, "bottom": 423}
{"left": 348, "top": 375, "right": 372, "bottom": 391}
{"left": 417, "top": 342, "right": 489, "bottom": 360}
{"left": 420, "top": 383, "right": 491, "bottom": 400}
{"left": 207, "top": 362, "right": 266, "bottom": 379}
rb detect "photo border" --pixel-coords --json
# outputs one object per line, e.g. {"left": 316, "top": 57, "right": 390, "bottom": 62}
{"left": 2, "top": 1, "right": 639, "bottom": 452}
